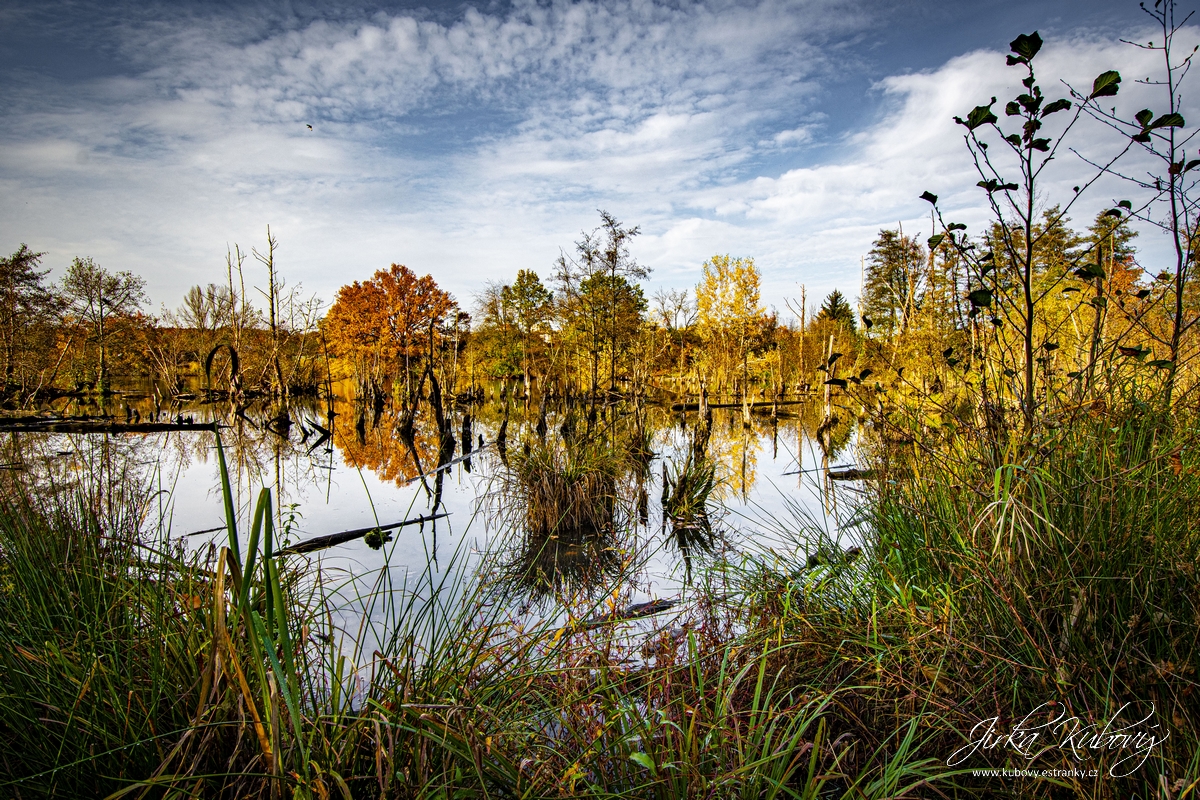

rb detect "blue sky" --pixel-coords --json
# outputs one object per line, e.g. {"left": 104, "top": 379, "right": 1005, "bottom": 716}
{"left": 0, "top": 0, "right": 1189, "bottom": 321}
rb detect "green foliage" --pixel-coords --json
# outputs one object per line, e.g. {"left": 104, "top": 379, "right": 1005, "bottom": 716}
{"left": 0, "top": 245, "right": 60, "bottom": 396}
{"left": 554, "top": 211, "right": 650, "bottom": 395}
{"left": 815, "top": 289, "right": 856, "bottom": 331}
{"left": 1090, "top": 70, "right": 1121, "bottom": 99}
{"left": 0, "top": 483, "right": 206, "bottom": 796}
{"left": 663, "top": 452, "right": 716, "bottom": 529}
{"left": 921, "top": 21, "right": 1142, "bottom": 432}
{"left": 475, "top": 270, "right": 555, "bottom": 383}
{"left": 862, "top": 230, "right": 925, "bottom": 338}
{"left": 488, "top": 435, "right": 631, "bottom": 603}
{"left": 60, "top": 257, "right": 148, "bottom": 394}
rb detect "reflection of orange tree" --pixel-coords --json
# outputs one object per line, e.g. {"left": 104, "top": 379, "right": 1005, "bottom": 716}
{"left": 331, "top": 399, "right": 443, "bottom": 486}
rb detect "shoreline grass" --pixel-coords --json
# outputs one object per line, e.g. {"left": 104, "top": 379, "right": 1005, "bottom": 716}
{"left": 0, "top": 403, "right": 1197, "bottom": 798}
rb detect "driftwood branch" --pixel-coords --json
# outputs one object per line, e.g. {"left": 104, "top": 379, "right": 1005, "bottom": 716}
{"left": 669, "top": 398, "right": 811, "bottom": 412}
{"left": 827, "top": 468, "right": 872, "bottom": 481}
{"left": 782, "top": 462, "right": 855, "bottom": 476}
{"left": 401, "top": 443, "right": 489, "bottom": 486}
{"left": 277, "top": 512, "right": 450, "bottom": 555}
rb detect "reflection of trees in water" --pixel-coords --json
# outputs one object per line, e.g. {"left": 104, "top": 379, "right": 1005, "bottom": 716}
{"left": 496, "top": 525, "right": 627, "bottom": 608}
{"left": 11, "top": 384, "right": 863, "bottom": 584}
{"left": 208, "top": 406, "right": 341, "bottom": 535}
{"left": 475, "top": 399, "right": 863, "bottom": 603}
{"left": 788, "top": 400, "right": 855, "bottom": 462}
{"left": 0, "top": 431, "right": 160, "bottom": 515}
{"left": 324, "top": 390, "right": 857, "bottom": 508}
{"left": 331, "top": 397, "right": 447, "bottom": 487}
{"left": 11, "top": 388, "right": 346, "bottom": 537}
{"left": 478, "top": 400, "right": 797, "bottom": 606}
{"left": 31, "top": 373, "right": 860, "bottom": 491}
{"left": 703, "top": 415, "right": 760, "bottom": 502}
{"left": 328, "top": 395, "right": 471, "bottom": 522}
{"left": 0, "top": 428, "right": 222, "bottom": 541}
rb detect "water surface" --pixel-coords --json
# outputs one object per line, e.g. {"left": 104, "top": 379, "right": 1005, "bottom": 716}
{"left": 5, "top": 386, "right": 864, "bottom": 644}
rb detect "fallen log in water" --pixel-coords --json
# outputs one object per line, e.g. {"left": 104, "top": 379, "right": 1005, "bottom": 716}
{"left": 827, "top": 467, "right": 873, "bottom": 481}
{"left": 0, "top": 417, "right": 216, "bottom": 434}
{"left": 277, "top": 512, "right": 450, "bottom": 555}
{"left": 581, "top": 598, "right": 679, "bottom": 629}
{"left": 0, "top": 414, "right": 70, "bottom": 425}
{"left": 185, "top": 525, "right": 229, "bottom": 537}
{"left": 576, "top": 591, "right": 744, "bottom": 631}
{"left": 669, "top": 398, "right": 813, "bottom": 412}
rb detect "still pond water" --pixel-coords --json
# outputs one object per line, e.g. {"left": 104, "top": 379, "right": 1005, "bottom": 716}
{"left": 7, "top": 386, "right": 862, "bottom": 641}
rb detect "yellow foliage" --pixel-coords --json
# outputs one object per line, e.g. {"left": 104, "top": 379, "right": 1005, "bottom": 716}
{"left": 695, "top": 255, "right": 764, "bottom": 392}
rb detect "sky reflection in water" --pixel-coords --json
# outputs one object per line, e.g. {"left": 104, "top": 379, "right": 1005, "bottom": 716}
{"left": 7, "top": 388, "right": 862, "bottom": 643}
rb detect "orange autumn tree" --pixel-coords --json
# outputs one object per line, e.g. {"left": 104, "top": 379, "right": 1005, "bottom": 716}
{"left": 324, "top": 264, "right": 456, "bottom": 400}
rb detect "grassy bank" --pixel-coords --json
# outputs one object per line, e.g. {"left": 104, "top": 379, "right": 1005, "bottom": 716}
{"left": 741, "top": 404, "right": 1200, "bottom": 797}
{"left": 0, "top": 406, "right": 1198, "bottom": 798}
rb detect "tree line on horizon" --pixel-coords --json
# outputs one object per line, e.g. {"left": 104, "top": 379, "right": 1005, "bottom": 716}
{"left": 0, "top": 212, "right": 865, "bottom": 411}
{"left": 0, "top": 228, "right": 325, "bottom": 407}
{"left": 5, "top": 16, "right": 1200, "bottom": 431}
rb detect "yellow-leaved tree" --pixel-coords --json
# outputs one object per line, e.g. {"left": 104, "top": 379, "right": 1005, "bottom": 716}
{"left": 695, "top": 255, "right": 764, "bottom": 397}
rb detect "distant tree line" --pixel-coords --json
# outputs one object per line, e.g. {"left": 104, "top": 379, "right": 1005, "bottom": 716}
{"left": 460, "top": 213, "right": 862, "bottom": 405}
{"left": 7, "top": 181, "right": 1195, "bottom": 429}
{"left": 0, "top": 229, "right": 324, "bottom": 407}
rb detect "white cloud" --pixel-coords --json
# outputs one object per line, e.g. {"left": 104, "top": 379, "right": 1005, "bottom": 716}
{"left": 656, "top": 26, "right": 1200, "bottom": 315}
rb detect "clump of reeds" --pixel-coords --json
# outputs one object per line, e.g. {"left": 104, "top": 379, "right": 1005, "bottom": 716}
{"left": 0, "top": 433, "right": 363, "bottom": 798}
{"left": 663, "top": 452, "right": 719, "bottom": 577}
{"left": 510, "top": 436, "right": 625, "bottom": 540}
{"left": 663, "top": 452, "right": 716, "bottom": 532}
{"left": 486, "top": 435, "right": 633, "bottom": 603}
{"left": 0, "top": 480, "right": 215, "bottom": 797}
